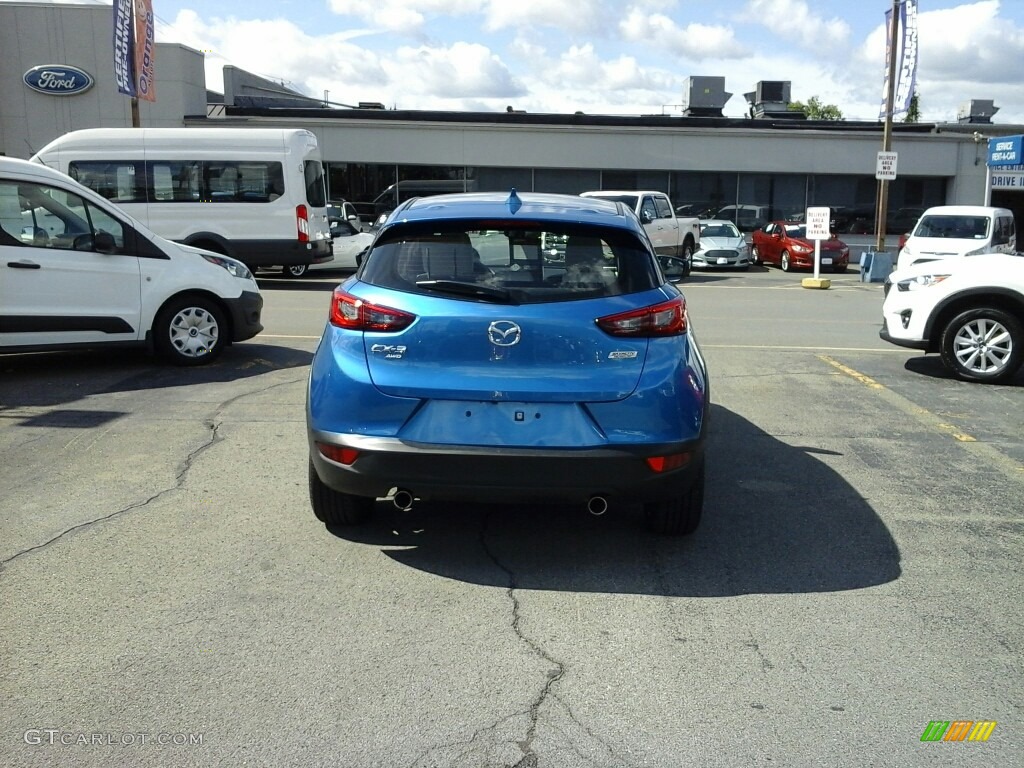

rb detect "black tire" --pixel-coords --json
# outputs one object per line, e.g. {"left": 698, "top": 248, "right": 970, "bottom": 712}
{"left": 939, "top": 307, "right": 1023, "bottom": 384}
{"left": 833, "top": 264, "right": 848, "bottom": 274}
{"left": 780, "top": 250, "right": 792, "bottom": 272}
{"left": 750, "top": 246, "right": 760, "bottom": 266}
{"left": 308, "top": 460, "right": 374, "bottom": 526}
{"left": 282, "top": 264, "right": 308, "bottom": 278}
{"left": 644, "top": 459, "right": 705, "bottom": 536}
{"left": 681, "top": 240, "right": 694, "bottom": 278}
{"left": 153, "top": 294, "right": 227, "bottom": 366}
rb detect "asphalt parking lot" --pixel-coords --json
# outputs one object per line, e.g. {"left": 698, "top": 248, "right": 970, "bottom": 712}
{"left": 1, "top": 265, "right": 1021, "bottom": 767}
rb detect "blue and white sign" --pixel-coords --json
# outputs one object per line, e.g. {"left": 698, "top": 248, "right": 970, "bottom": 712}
{"left": 23, "top": 65, "right": 95, "bottom": 96}
{"left": 988, "top": 135, "right": 1023, "bottom": 167}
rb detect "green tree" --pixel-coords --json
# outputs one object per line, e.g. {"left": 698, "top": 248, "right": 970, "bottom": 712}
{"left": 788, "top": 96, "right": 844, "bottom": 120}
{"left": 903, "top": 91, "right": 921, "bottom": 123}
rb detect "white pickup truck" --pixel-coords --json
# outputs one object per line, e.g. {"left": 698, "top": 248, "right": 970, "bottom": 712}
{"left": 581, "top": 190, "right": 700, "bottom": 278}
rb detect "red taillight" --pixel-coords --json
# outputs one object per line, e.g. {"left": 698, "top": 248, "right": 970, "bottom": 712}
{"left": 596, "top": 297, "right": 686, "bottom": 337}
{"left": 329, "top": 288, "right": 416, "bottom": 332}
{"left": 317, "top": 443, "right": 359, "bottom": 465}
{"left": 296, "top": 204, "right": 310, "bottom": 242}
{"left": 645, "top": 452, "right": 691, "bottom": 473}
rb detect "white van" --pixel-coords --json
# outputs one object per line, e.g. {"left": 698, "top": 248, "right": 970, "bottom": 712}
{"left": 1, "top": 156, "right": 262, "bottom": 365}
{"left": 31, "top": 127, "right": 333, "bottom": 276}
{"left": 897, "top": 205, "right": 1016, "bottom": 269}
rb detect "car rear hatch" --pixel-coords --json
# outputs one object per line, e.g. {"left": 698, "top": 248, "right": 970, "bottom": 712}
{"left": 362, "top": 291, "right": 651, "bottom": 403}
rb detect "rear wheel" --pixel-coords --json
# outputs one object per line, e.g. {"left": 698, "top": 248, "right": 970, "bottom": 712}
{"left": 283, "top": 264, "right": 308, "bottom": 278}
{"left": 750, "top": 246, "right": 760, "bottom": 266}
{"left": 308, "top": 460, "right": 374, "bottom": 526}
{"left": 833, "top": 264, "right": 848, "bottom": 273}
{"left": 780, "top": 250, "right": 792, "bottom": 272}
{"left": 644, "top": 459, "right": 705, "bottom": 536}
{"left": 939, "top": 307, "right": 1023, "bottom": 384}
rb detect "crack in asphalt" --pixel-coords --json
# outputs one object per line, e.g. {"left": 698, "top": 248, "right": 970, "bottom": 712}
{"left": 477, "top": 513, "right": 567, "bottom": 768}
{"left": 0, "top": 419, "right": 223, "bottom": 570}
{"left": 0, "top": 376, "right": 304, "bottom": 572}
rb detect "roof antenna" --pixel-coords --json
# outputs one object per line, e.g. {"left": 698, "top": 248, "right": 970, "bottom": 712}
{"left": 507, "top": 188, "right": 522, "bottom": 214}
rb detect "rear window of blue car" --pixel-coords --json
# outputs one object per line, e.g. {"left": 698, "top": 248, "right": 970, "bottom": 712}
{"left": 359, "top": 222, "right": 662, "bottom": 304}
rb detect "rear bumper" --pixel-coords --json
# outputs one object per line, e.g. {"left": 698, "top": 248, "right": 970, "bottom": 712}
{"left": 309, "top": 430, "right": 705, "bottom": 504}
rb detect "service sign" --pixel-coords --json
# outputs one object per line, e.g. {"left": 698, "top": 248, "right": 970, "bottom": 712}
{"left": 23, "top": 65, "right": 95, "bottom": 96}
{"left": 988, "top": 136, "right": 1023, "bottom": 167}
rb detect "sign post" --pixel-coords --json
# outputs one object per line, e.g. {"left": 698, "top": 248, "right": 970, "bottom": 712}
{"left": 802, "top": 207, "right": 832, "bottom": 290}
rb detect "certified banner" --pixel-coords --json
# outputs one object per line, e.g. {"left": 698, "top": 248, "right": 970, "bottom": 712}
{"left": 879, "top": 0, "right": 919, "bottom": 118}
{"left": 133, "top": 0, "right": 156, "bottom": 102}
{"left": 112, "top": 0, "right": 135, "bottom": 97}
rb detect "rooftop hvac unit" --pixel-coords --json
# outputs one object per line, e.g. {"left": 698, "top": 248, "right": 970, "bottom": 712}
{"left": 957, "top": 99, "right": 999, "bottom": 124}
{"left": 756, "top": 80, "right": 790, "bottom": 105}
{"left": 681, "top": 76, "right": 732, "bottom": 116}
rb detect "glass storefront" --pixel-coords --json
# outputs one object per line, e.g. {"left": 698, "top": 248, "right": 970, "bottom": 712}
{"left": 324, "top": 162, "right": 947, "bottom": 232}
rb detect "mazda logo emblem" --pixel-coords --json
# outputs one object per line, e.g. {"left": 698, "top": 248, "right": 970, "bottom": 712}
{"left": 487, "top": 320, "right": 521, "bottom": 347}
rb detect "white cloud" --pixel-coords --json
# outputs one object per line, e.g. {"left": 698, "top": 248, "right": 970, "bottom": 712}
{"left": 741, "top": 0, "right": 850, "bottom": 49}
{"left": 620, "top": 10, "right": 748, "bottom": 60}
{"left": 328, "top": 0, "right": 479, "bottom": 33}
{"left": 158, "top": 11, "right": 389, "bottom": 96}
{"left": 483, "top": 0, "right": 612, "bottom": 35}
{"left": 386, "top": 43, "right": 526, "bottom": 99}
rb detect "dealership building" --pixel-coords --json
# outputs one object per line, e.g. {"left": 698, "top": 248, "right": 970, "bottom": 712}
{"left": 2, "top": 0, "right": 1023, "bottom": 240}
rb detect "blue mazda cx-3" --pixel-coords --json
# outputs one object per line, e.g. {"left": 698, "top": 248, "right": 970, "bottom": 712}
{"left": 307, "top": 190, "right": 710, "bottom": 534}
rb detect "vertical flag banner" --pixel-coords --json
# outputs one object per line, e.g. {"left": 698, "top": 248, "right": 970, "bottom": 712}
{"left": 879, "top": 0, "right": 919, "bottom": 118}
{"left": 133, "top": 0, "right": 156, "bottom": 102}
{"left": 112, "top": 0, "right": 135, "bottom": 97}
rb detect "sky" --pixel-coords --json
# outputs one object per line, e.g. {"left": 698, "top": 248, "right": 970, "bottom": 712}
{"left": 122, "top": 0, "right": 1024, "bottom": 123}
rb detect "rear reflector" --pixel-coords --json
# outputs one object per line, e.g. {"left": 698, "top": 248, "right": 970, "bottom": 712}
{"left": 597, "top": 296, "right": 686, "bottom": 337}
{"left": 317, "top": 443, "right": 359, "bottom": 465}
{"left": 645, "top": 452, "right": 691, "bottom": 473}
{"left": 329, "top": 288, "right": 416, "bottom": 332}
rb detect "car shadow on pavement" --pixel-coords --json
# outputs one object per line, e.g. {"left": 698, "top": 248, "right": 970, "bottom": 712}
{"left": 0, "top": 342, "right": 313, "bottom": 414}
{"left": 327, "top": 404, "right": 902, "bottom": 597}
{"left": 904, "top": 355, "right": 1024, "bottom": 386}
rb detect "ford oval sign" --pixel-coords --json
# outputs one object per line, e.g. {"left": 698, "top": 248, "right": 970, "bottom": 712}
{"left": 23, "top": 65, "right": 95, "bottom": 96}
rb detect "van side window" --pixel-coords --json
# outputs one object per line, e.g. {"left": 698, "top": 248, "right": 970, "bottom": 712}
{"left": 304, "top": 161, "right": 327, "bottom": 208}
{"left": 150, "top": 161, "right": 202, "bottom": 202}
{"left": 993, "top": 216, "right": 1013, "bottom": 246}
{"left": 0, "top": 180, "right": 125, "bottom": 253}
{"left": 68, "top": 161, "right": 146, "bottom": 202}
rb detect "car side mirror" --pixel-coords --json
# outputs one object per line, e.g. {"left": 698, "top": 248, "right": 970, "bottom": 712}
{"left": 73, "top": 231, "right": 117, "bottom": 253}
{"left": 640, "top": 210, "right": 654, "bottom": 224}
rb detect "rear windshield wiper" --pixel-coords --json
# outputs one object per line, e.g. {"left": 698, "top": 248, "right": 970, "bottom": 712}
{"left": 415, "top": 280, "right": 514, "bottom": 303}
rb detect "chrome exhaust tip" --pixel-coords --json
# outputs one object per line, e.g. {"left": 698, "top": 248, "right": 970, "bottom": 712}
{"left": 587, "top": 496, "right": 608, "bottom": 516}
{"left": 392, "top": 489, "right": 414, "bottom": 511}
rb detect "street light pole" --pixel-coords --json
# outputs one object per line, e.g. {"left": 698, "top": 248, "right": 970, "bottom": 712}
{"left": 876, "top": 0, "right": 901, "bottom": 252}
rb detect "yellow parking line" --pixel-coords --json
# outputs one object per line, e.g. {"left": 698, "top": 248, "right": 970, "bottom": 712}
{"left": 817, "top": 356, "right": 1024, "bottom": 476}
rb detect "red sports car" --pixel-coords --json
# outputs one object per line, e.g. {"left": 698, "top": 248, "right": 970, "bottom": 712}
{"left": 751, "top": 221, "right": 850, "bottom": 272}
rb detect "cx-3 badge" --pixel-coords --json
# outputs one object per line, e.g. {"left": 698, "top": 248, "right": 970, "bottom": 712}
{"left": 487, "top": 320, "right": 521, "bottom": 347}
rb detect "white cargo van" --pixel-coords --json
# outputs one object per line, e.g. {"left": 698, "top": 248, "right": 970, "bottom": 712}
{"left": 1, "top": 156, "right": 263, "bottom": 365}
{"left": 31, "top": 128, "right": 333, "bottom": 276}
{"left": 897, "top": 205, "right": 1016, "bottom": 269}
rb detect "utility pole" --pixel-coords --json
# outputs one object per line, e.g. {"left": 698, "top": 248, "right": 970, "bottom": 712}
{"left": 875, "top": 0, "right": 901, "bottom": 252}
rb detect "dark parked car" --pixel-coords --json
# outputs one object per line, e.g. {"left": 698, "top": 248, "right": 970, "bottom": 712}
{"left": 307, "top": 190, "right": 710, "bottom": 534}
{"left": 751, "top": 221, "right": 850, "bottom": 272}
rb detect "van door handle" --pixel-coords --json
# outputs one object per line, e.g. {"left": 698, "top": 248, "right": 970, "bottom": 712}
{"left": 7, "top": 260, "right": 41, "bottom": 269}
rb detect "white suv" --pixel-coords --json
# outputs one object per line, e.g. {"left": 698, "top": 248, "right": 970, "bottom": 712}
{"left": 1, "top": 157, "right": 262, "bottom": 365}
{"left": 880, "top": 253, "right": 1024, "bottom": 383}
